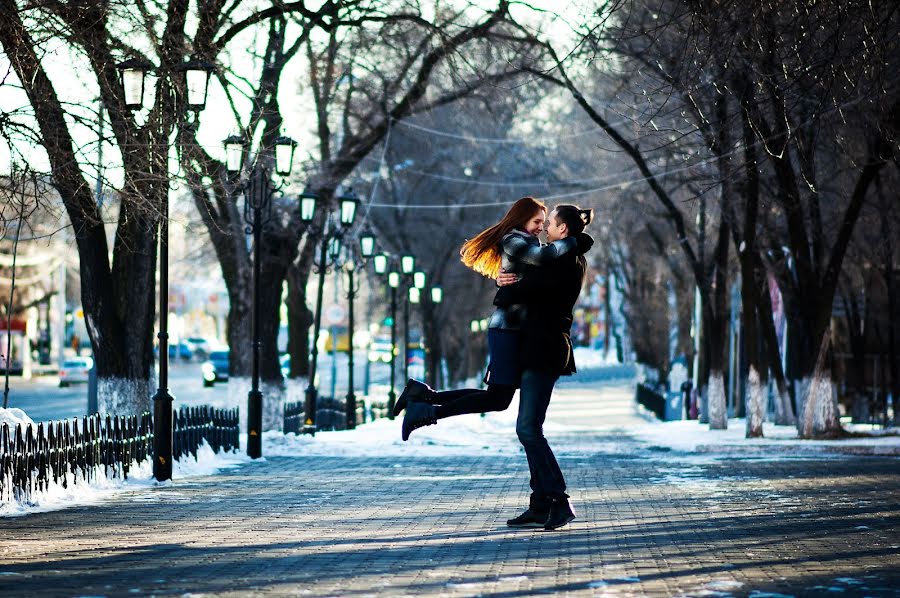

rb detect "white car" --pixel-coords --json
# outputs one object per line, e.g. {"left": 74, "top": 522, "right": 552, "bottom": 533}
{"left": 183, "top": 336, "right": 212, "bottom": 360}
{"left": 59, "top": 357, "right": 93, "bottom": 387}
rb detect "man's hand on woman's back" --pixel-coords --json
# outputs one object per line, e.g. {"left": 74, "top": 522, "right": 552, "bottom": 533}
{"left": 496, "top": 271, "right": 520, "bottom": 287}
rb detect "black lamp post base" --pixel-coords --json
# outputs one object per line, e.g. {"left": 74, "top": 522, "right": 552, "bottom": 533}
{"left": 345, "top": 392, "right": 357, "bottom": 430}
{"left": 303, "top": 385, "right": 318, "bottom": 435}
{"left": 247, "top": 389, "right": 263, "bottom": 458}
{"left": 387, "top": 389, "right": 397, "bottom": 421}
{"left": 152, "top": 388, "right": 175, "bottom": 481}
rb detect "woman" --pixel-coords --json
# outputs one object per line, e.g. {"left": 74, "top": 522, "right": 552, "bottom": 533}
{"left": 396, "top": 196, "right": 584, "bottom": 441}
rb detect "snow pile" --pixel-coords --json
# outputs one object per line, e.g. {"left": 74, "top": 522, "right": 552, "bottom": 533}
{"left": 0, "top": 439, "right": 251, "bottom": 518}
{"left": 264, "top": 407, "right": 524, "bottom": 458}
{"left": 0, "top": 407, "right": 34, "bottom": 430}
{"left": 631, "top": 418, "right": 900, "bottom": 455}
{"left": 571, "top": 347, "right": 622, "bottom": 369}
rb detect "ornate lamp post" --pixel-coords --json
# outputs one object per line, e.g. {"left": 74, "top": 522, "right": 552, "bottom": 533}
{"left": 402, "top": 269, "right": 426, "bottom": 382}
{"left": 116, "top": 56, "right": 214, "bottom": 481}
{"left": 223, "top": 133, "right": 296, "bottom": 458}
{"left": 428, "top": 285, "right": 443, "bottom": 386}
{"left": 303, "top": 190, "right": 360, "bottom": 434}
{"left": 387, "top": 270, "right": 400, "bottom": 417}
{"left": 342, "top": 228, "right": 376, "bottom": 429}
{"left": 398, "top": 256, "right": 416, "bottom": 383}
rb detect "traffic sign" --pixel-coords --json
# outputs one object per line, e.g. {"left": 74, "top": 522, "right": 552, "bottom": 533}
{"left": 325, "top": 305, "right": 346, "bottom": 325}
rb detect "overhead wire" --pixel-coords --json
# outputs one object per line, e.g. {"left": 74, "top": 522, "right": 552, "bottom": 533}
{"left": 358, "top": 87, "right": 889, "bottom": 210}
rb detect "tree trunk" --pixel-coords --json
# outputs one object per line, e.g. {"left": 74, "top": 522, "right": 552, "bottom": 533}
{"left": 286, "top": 260, "right": 313, "bottom": 378}
{"left": 799, "top": 332, "right": 842, "bottom": 438}
{"left": 706, "top": 213, "right": 730, "bottom": 429}
{"left": 604, "top": 264, "right": 614, "bottom": 362}
{"left": 742, "top": 271, "right": 764, "bottom": 437}
{"left": 0, "top": 3, "right": 159, "bottom": 415}
{"left": 755, "top": 262, "right": 796, "bottom": 425}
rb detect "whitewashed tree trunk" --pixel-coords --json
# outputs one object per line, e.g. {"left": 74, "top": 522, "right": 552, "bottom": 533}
{"left": 707, "top": 370, "right": 728, "bottom": 429}
{"left": 98, "top": 377, "right": 151, "bottom": 415}
{"left": 228, "top": 376, "right": 287, "bottom": 433}
{"left": 799, "top": 373, "right": 842, "bottom": 438}
{"left": 773, "top": 384, "right": 796, "bottom": 426}
{"left": 228, "top": 376, "right": 251, "bottom": 435}
{"left": 745, "top": 367, "right": 765, "bottom": 438}
{"left": 261, "top": 380, "right": 285, "bottom": 432}
{"left": 284, "top": 378, "right": 309, "bottom": 404}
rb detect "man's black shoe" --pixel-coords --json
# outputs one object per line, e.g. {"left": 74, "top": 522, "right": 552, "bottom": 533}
{"left": 506, "top": 507, "right": 549, "bottom": 528}
{"left": 393, "top": 379, "right": 435, "bottom": 417}
{"left": 401, "top": 402, "right": 437, "bottom": 441}
{"left": 543, "top": 498, "right": 575, "bottom": 530}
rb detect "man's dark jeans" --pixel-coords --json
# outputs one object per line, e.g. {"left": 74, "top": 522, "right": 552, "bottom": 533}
{"left": 516, "top": 369, "right": 567, "bottom": 501}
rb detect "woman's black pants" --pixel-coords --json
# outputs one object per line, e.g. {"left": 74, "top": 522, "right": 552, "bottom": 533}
{"left": 432, "top": 384, "right": 516, "bottom": 419}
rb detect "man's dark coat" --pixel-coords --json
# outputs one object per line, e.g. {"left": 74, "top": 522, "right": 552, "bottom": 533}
{"left": 493, "top": 247, "right": 588, "bottom": 377}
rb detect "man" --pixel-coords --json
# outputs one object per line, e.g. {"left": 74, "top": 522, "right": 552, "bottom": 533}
{"left": 495, "top": 204, "right": 594, "bottom": 531}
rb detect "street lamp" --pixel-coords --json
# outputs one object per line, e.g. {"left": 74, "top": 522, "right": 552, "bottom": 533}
{"left": 299, "top": 188, "right": 317, "bottom": 223}
{"left": 400, "top": 265, "right": 424, "bottom": 384}
{"left": 340, "top": 193, "right": 359, "bottom": 226}
{"left": 116, "top": 57, "right": 153, "bottom": 109}
{"left": 304, "top": 188, "right": 360, "bottom": 434}
{"left": 360, "top": 230, "right": 376, "bottom": 259}
{"left": 340, "top": 229, "right": 378, "bottom": 429}
{"left": 401, "top": 255, "right": 415, "bottom": 275}
{"left": 116, "top": 55, "right": 214, "bottom": 482}
{"left": 176, "top": 59, "right": 216, "bottom": 110}
{"left": 273, "top": 136, "right": 297, "bottom": 176}
{"left": 428, "top": 285, "right": 443, "bottom": 387}
{"left": 224, "top": 135, "right": 244, "bottom": 173}
{"left": 386, "top": 269, "right": 400, "bottom": 417}
{"left": 373, "top": 253, "right": 388, "bottom": 275}
{"left": 223, "top": 132, "right": 296, "bottom": 458}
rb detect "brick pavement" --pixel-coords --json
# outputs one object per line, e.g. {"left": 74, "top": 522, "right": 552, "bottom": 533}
{"left": 1, "top": 384, "right": 899, "bottom": 597}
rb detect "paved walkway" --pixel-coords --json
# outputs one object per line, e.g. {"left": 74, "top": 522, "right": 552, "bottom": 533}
{"left": 1, "top": 383, "right": 899, "bottom": 597}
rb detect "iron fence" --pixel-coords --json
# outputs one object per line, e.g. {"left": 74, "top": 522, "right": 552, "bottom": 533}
{"left": 0, "top": 405, "right": 239, "bottom": 504}
{"left": 284, "top": 397, "right": 389, "bottom": 434}
{"left": 636, "top": 383, "right": 666, "bottom": 420}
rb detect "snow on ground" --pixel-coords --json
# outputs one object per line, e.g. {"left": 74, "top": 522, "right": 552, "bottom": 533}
{"left": 630, "top": 417, "right": 900, "bottom": 455}
{"left": 264, "top": 401, "right": 526, "bottom": 458}
{"left": 571, "top": 346, "right": 622, "bottom": 368}
{"left": 0, "top": 407, "right": 34, "bottom": 429}
{"left": 0, "top": 441, "right": 251, "bottom": 518}
{"left": 5, "top": 352, "right": 898, "bottom": 517}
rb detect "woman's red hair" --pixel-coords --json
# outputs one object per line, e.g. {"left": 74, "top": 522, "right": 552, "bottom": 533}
{"left": 460, "top": 197, "right": 546, "bottom": 278}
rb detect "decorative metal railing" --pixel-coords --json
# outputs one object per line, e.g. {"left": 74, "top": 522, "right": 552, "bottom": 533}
{"left": 0, "top": 406, "right": 239, "bottom": 503}
{"left": 283, "top": 397, "right": 388, "bottom": 434}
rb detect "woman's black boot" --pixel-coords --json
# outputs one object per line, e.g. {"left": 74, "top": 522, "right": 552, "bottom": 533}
{"left": 393, "top": 379, "right": 437, "bottom": 417}
{"left": 401, "top": 402, "right": 438, "bottom": 441}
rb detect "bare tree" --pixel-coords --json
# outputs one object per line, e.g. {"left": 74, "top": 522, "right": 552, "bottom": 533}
{"left": 0, "top": 0, "right": 346, "bottom": 413}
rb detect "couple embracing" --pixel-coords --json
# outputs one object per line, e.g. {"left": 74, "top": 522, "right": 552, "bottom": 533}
{"left": 393, "top": 197, "right": 594, "bottom": 531}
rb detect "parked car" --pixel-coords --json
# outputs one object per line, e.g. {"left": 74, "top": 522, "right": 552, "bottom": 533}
{"left": 59, "top": 357, "right": 93, "bottom": 387}
{"left": 183, "top": 337, "right": 211, "bottom": 360}
{"left": 201, "top": 350, "right": 230, "bottom": 387}
{"left": 169, "top": 341, "right": 193, "bottom": 360}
